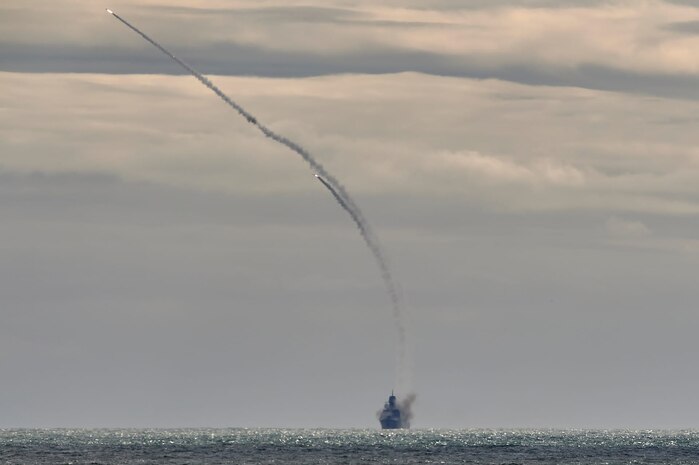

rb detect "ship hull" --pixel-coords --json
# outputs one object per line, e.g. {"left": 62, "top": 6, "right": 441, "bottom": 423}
{"left": 380, "top": 418, "right": 402, "bottom": 429}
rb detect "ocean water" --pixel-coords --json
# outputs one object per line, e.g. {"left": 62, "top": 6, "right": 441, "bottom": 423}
{"left": 2, "top": 428, "right": 699, "bottom": 464}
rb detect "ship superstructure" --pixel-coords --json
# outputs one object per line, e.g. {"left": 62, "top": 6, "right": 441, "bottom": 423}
{"left": 379, "top": 392, "right": 404, "bottom": 429}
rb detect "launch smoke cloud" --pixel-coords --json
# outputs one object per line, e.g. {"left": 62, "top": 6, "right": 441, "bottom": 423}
{"left": 107, "top": 8, "right": 410, "bottom": 393}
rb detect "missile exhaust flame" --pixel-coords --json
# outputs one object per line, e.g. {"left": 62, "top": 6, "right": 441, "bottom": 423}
{"left": 106, "top": 9, "right": 410, "bottom": 393}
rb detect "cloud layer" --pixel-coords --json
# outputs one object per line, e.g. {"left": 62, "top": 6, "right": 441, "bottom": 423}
{"left": 5, "top": 0, "right": 699, "bottom": 429}
{"left": 4, "top": 0, "right": 699, "bottom": 98}
{"left": 4, "top": 71, "right": 699, "bottom": 215}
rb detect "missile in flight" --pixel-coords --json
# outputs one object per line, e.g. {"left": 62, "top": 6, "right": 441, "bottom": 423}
{"left": 105, "top": 8, "right": 408, "bottom": 391}
{"left": 314, "top": 174, "right": 337, "bottom": 196}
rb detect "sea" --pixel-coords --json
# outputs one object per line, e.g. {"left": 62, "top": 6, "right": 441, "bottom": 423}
{"left": 2, "top": 428, "right": 699, "bottom": 464}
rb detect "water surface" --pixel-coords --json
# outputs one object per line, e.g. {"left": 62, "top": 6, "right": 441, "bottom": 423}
{"left": 2, "top": 428, "right": 698, "bottom": 464}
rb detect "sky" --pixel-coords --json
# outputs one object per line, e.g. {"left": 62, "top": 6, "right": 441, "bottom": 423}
{"left": 3, "top": 0, "right": 699, "bottom": 429}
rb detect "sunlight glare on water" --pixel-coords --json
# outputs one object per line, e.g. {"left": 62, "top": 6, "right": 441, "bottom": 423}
{"left": 2, "top": 428, "right": 699, "bottom": 464}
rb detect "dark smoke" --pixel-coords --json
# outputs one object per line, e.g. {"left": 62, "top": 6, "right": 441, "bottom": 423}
{"left": 107, "top": 9, "right": 409, "bottom": 391}
{"left": 397, "top": 393, "right": 416, "bottom": 428}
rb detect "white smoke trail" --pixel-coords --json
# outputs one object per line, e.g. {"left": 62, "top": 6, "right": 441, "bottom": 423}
{"left": 107, "top": 9, "right": 353, "bottom": 216}
{"left": 315, "top": 176, "right": 406, "bottom": 383}
{"left": 107, "top": 9, "right": 409, "bottom": 390}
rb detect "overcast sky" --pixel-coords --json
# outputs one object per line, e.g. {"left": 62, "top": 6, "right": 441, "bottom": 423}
{"left": 3, "top": 0, "right": 699, "bottom": 429}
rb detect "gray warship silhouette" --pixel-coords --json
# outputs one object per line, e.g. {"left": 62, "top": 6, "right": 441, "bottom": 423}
{"left": 379, "top": 392, "right": 405, "bottom": 429}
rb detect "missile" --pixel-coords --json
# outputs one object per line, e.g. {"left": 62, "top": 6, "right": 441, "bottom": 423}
{"left": 106, "top": 8, "right": 114, "bottom": 14}
{"left": 314, "top": 174, "right": 340, "bottom": 196}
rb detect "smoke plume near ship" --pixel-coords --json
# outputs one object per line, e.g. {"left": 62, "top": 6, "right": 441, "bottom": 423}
{"left": 377, "top": 392, "right": 416, "bottom": 429}
{"left": 106, "top": 9, "right": 411, "bottom": 393}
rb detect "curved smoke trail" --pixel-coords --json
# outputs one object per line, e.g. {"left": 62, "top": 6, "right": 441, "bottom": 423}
{"left": 107, "top": 8, "right": 408, "bottom": 390}
{"left": 314, "top": 175, "right": 406, "bottom": 381}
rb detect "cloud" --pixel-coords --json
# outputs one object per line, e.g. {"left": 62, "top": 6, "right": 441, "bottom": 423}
{"left": 664, "top": 19, "right": 699, "bottom": 34}
{"left": 426, "top": 151, "right": 586, "bottom": 187}
{"left": 6, "top": 0, "right": 699, "bottom": 431}
{"left": 4, "top": 70, "right": 699, "bottom": 216}
{"left": 606, "top": 216, "right": 652, "bottom": 238}
{"left": 4, "top": 0, "right": 699, "bottom": 99}
{"left": 600, "top": 215, "right": 699, "bottom": 256}
{"left": 8, "top": 0, "right": 699, "bottom": 431}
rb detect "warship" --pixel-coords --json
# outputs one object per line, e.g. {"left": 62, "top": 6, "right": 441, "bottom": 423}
{"left": 379, "top": 392, "right": 405, "bottom": 429}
